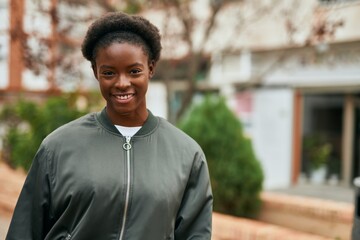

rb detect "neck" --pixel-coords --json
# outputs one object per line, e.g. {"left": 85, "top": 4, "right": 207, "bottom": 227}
{"left": 106, "top": 108, "right": 148, "bottom": 126}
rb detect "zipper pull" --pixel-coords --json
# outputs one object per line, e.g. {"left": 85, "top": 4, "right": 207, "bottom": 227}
{"left": 123, "top": 136, "right": 132, "bottom": 150}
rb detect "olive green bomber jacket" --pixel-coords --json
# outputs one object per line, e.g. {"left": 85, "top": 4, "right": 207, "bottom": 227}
{"left": 6, "top": 108, "right": 213, "bottom": 240}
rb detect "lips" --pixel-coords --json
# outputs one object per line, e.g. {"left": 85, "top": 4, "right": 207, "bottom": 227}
{"left": 112, "top": 93, "right": 135, "bottom": 103}
{"left": 114, "top": 93, "right": 134, "bottom": 100}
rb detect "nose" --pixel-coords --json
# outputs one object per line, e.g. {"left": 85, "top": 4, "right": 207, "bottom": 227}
{"left": 115, "top": 74, "right": 131, "bottom": 89}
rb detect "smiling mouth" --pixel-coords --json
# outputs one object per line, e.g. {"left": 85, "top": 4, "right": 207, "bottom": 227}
{"left": 114, "top": 93, "right": 135, "bottom": 100}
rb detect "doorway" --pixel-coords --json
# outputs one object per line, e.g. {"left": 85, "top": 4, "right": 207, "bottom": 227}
{"left": 301, "top": 94, "right": 343, "bottom": 183}
{"left": 352, "top": 97, "right": 360, "bottom": 180}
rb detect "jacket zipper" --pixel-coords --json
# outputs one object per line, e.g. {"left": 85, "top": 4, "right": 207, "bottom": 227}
{"left": 119, "top": 136, "right": 132, "bottom": 240}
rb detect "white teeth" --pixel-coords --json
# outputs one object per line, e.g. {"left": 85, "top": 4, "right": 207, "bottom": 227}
{"left": 115, "top": 94, "right": 133, "bottom": 100}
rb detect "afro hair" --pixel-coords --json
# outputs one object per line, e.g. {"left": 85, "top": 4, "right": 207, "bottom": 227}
{"left": 81, "top": 12, "right": 162, "bottom": 64}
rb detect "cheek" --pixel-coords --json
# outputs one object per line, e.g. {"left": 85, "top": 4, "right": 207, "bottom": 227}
{"left": 98, "top": 81, "right": 108, "bottom": 97}
{"left": 142, "top": 79, "right": 149, "bottom": 94}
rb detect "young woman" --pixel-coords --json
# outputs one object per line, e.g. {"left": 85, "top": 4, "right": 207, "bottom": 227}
{"left": 6, "top": 12, "right": 212, "bottom": 240}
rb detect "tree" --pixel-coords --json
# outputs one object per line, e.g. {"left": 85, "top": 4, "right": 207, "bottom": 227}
{"left": 21, "top": 0, "right": 102, "bottom": 91}
{"left": 144, "top": 0, "right": 287, "bottom": 122}
{"left": 0, "top": 94, "right": 89, "bottom": 170}
{"left": 7, "top": 0, "right": 157, "bottom": 92}
{"left": 142, "top": 0, "right": 346, "bottom": 122}
{"left": 178, "top": 96, "right": 264, "bottom": 218}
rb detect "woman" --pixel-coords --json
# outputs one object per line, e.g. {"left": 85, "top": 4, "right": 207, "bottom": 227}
{"left": 6, "top": 12, "right": 213, "bottom": 240}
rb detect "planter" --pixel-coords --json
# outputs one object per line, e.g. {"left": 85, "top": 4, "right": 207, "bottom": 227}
{"left": 310, "top": 165, "right": 327, "bottom": 184}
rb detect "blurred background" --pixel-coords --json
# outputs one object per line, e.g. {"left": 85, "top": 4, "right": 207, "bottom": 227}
{"left": 0, "top": 0, "right": 360, "bottom": 239}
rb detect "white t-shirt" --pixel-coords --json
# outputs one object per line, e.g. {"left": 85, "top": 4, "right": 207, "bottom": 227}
{"left": 114, "top": 125, "right": 142, "bottom": 137}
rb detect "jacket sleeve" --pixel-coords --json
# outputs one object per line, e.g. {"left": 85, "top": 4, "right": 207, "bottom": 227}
{"left": 175, "top": 153, "right": 213, "bottom": 240}
{"left": 6, "top": 144, "right": 53, "bottom": 240}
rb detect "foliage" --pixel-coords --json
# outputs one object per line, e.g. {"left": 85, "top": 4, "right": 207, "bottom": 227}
{"left": 0, "top": 94, "right": 90, "bottom": 170}
{"left": 303, "top": 134, "right": 332, "bottom": 171}
{"left": 178, "top": 96, "right": 264, "bottom": 218}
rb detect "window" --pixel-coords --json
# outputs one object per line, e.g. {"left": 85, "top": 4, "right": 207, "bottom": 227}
{"left": 319, "top": 0, "right": 358, "bottom": 3}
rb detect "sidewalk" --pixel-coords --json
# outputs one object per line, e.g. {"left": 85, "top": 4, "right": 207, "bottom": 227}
{"left": 0, "top": 162, "right": 25, "bottom": 240}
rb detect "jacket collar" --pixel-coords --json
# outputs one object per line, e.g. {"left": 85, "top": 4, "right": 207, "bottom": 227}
{"left": 96, "top": 108, "right": 159, "bottom": 137}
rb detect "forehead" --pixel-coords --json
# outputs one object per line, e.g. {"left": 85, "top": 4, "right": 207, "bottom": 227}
{"left": 92, "top": 31, "right": 151, "bottom": 62}
{"left": 95, "top": 42, "right": 149, "bottom": 64}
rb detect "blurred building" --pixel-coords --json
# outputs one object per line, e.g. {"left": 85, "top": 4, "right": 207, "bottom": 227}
{"left": 0, "top": 0, "right": 168, "bottom": 118}
{"left": 206, "top": 0, "right": 360, "bottom": 189}
{"left": 0, "top": 0, "right": 96, "bottom": 97}
{"left": 141, "top": 0, "right": 360, "bottom": 189}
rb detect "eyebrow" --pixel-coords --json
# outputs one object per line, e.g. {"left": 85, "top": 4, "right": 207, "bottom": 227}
{"left": 99, "top": 63, "right": 145, "bottom": 69}
{"left": 99, "top": 65, "right": 115, "bottom": 69}
{"left": 128, "top": 62, "right": 145, "bottom": 68}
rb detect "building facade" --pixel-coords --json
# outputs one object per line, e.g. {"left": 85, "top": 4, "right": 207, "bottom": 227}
{"left": 209, "top": 0, "right": 360, "bottom": 189}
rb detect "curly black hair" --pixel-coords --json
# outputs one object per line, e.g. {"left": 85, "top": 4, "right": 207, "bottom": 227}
{"left": 81, "top": 12, "right": 162, "bottom": 64}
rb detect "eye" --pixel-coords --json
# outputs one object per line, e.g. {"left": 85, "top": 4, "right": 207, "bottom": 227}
{"left": 101, "top": 71, "right": 115, "bottom": 76}
{"left": 100, "top": 71, "right": 116, "bottom": 79}
{"left": 130, "top": 69, "right": 142, "bottom": 75}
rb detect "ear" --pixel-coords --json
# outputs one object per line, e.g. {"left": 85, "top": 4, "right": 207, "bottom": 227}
{"left": 92, "top": 63, "right": 98, "bottom": 80}
{"left": 149, "top": 60, "right": 156, "bottom": 79}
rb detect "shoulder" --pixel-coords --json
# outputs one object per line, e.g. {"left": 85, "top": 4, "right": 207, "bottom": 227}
{"left": 156, "top": 117, "right": 203, "bottom": 152}
{"left": 42, "top": 112, "right": 97, "bottom": 147}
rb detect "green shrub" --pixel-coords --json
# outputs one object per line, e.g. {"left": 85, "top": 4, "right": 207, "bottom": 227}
{"left": 0, "top": 94, "right": 89, "bottom": 170}
{"left": 178, "top": 96, "right": 264, "bottom": 218}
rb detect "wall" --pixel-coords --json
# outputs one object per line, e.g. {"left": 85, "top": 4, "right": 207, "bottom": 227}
{"left": 146, "top": 82, "right": 168, "bottom": 119}
{"left": 0, "top": 0, "right": 8, "bottom": 89}
{"left": 251, "top": 88, "right": 294, "bottom": 189}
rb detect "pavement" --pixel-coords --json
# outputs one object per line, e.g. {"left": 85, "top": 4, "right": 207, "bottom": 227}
{"left": 0, "top": 162, "right": 25, "bottom": 240}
